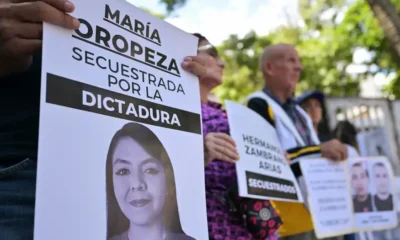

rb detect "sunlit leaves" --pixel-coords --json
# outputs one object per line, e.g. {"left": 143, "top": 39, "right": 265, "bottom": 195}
{"left": 159, "top": 0, "right": 187, "bottom": 13}
{"left": 212, "top": 0, "right": 400, "bottom": 102}
{"left": 140, "top": 7, "right": 166, "bottom": 19}
{"left": 158, "top": 0, "right": 400, "bottom": 99}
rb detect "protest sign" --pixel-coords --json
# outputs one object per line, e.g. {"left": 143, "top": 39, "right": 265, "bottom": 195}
{"left": 300, "top": 160, "right": 354, "bottom": 239}
{"left": 34, "top": 1, "right": 207, "bottom": 240}
{"left": 300, "top": 157, "right": 398, "bottom": 239}
{"left": 349, "top": 157, "right": 397, "bottom": 231}
{"left": 225, "top": 100, "right": 303, "bottom": 202}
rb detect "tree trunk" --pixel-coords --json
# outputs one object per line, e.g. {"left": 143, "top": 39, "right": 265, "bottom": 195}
{"left": 367, "top": 0, "right": 400, "bottom": 64}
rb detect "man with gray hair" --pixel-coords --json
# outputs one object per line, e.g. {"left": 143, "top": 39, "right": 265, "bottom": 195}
{"left": 244, "top": 44, "right": 348, "bottom": 240}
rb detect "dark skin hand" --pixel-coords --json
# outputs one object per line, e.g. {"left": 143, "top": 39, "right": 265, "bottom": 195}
{"left": 0, "top": 0, "right": 80, "bottom": 77}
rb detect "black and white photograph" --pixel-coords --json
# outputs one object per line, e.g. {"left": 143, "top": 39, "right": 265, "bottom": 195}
{"left": 372, "top": 162, "right": 394, "bottom": 212}
{"left": 350, "top": 161, "right": 373, "bottom": 213}
{"left": 349, "top": 157, "right": 398, "bottom": 231}
{"left": 106, "top": 123, "right": 195, "bottom": 240}
{"left": 299, "top": 156, "right": 398, "bottom": 238}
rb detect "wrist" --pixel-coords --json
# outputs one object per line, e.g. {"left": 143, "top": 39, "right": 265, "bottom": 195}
{"left": 0, "top": 64, "right": 7, "bottom": 78}
{"left": 0, "top": 60, "right": 12, "bottom": 78}
{"left": 204, "top": 154, "right": 211, "bottom": 166}
{"left": 0, "top": 55, "right": 33, "bottom": 78}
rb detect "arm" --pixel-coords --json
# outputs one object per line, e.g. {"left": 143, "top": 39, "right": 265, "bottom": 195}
{"left": 0, "top": 57, "right": 34, "bottom": 79}
{"left": 202, "top": 120, "right": 210, "bottom": 139}
{"left": 0, "top": 1, "right": 80, "bottom": 78}
{"left": 0, "top": 66, "right": 7, "bottom": 79}
{"left": 201, "top": 105, "right": 239, "bottom": 165}
{"left": 287, "top": 139, "right": 349, "bottom": 177}
{"left": 247, "top": 98, "right": 347, "bottom": 175}
{"left": 287, "top": 145, "right": 321, "bottom": 177}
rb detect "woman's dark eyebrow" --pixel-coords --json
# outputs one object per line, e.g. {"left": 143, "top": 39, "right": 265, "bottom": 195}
{"left": 113, "top": 158, "right": 131, "bottom": 165}
{"left": 140, "top": 158, "right": 160, "bottom": 166}
{"left": 113, "top": 158, "right": 159, "bottom": 166}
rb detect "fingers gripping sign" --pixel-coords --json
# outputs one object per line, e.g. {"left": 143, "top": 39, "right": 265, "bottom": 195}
{"left": 0, "top": 0, "right": 81, "bottom": 77}
{"left": 284, "top": 152, "right": 291, "bottom": 164}
{"left": 181, "top": 55, "right": 222, "bottom": 82}
{"left": 204, "top": 132, "right": 240, "bottom": 166}
{"left": 320, "top": 139, "right": 349, "bottom": 162}
{"left": 3, "top": 0, "right": 80, "bottom": 28}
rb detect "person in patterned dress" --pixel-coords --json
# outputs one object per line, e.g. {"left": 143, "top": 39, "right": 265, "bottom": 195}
{"left": 191, "top": 33, "right": 281, "bottom": 240}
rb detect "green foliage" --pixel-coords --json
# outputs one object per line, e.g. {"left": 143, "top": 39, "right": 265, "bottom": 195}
{"left": 212, "top": 0, "right": 400, "bottom": 102}
{"left": 213, "top": 32, "right": 266, "bottom": 102}
{"left": 153, "top": 0, "right": 400, "bottom": 99}
{"left": 140, "top": 0, "right": 187, "bottom": 16}
{"left": 140, "top": 7, "right": 166, "bottom": 19}
{"left": 159, "top": 0, "right": 187, "bottom": 13}
{"left": 338, "top": 0, "right": 400, "bottom": 97}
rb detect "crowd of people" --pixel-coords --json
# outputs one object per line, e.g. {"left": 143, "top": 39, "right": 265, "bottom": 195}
{"left": 195, "top": 35, "right": 355, "bottom": 240}
{"left": 0, "top": 1, "right": 375, "bottom": 240}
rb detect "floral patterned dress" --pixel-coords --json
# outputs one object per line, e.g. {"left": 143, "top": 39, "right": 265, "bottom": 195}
{"left": 202, "top": 101, "right": 279, "bottom": 240}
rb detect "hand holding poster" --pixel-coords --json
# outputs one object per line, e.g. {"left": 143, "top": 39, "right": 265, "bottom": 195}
{"left": 34, "top": 1, "right": 207, "bottom": 240}
{"left": 225, "top": 100, "right": 303, "bottom": 202}
{"left": 300, "top": 157, "right": 398, "bottom": 239}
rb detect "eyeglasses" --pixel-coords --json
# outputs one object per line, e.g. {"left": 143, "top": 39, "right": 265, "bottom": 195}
{"left": 198, "top": 44, "right": 219, "bottom": 58}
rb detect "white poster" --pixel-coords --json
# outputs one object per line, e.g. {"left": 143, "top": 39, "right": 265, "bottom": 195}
{"left": 34, "top": 1, "right": 208, "bottom": 240}
{"left": 225, "top": 100, "right": 303, "bottom": 203}
{"left": 300, "top": 159, "right": 354, "bottom": 239}
{"left": 349, "top": 157, "right": 397, "bottom": 231}
{"left": 300, "top": 157, "right": 398, "bottom": 239}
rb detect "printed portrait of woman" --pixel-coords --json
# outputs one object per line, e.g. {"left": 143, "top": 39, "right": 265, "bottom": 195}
{"left": 106, "top": 122, "right": 195, "bottom": 240}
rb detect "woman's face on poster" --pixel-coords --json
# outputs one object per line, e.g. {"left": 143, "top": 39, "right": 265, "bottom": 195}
{"left": 112, "top": 137, "right": 167, "bottom": 225}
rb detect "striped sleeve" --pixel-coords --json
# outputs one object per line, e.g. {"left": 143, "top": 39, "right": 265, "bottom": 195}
{"left": 288, "top": 145, "right": 321, "bottom": 177}
{"left": 245, "top": 97, "right": 276, "bottom": 128}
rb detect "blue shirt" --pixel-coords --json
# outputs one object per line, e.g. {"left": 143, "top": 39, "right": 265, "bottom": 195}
{"left": 262, "top": 88, "right": 314, "bottom": 146}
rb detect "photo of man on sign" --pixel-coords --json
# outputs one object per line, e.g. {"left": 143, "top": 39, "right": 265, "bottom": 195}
{"left": 351, "top": 162, "right": 373, "bottom": 213}
{"left": 373, "top": 162, "right": 394, "bottom": 212}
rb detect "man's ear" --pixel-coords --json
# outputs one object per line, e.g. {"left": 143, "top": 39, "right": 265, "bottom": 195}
{"left": 264, "top": 62, "right": 273, "bottom": 76}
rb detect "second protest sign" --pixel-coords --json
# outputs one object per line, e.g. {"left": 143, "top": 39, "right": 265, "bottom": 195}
{"left": 226, "top": 100, "right": 303, "bottom": 202}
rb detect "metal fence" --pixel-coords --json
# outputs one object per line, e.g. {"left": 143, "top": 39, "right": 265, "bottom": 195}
{"left": 325, "top": 97, "right": 400, "bottom": 174}
{"left": 325, "top": 97, "right": 400, "bottom": 239}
